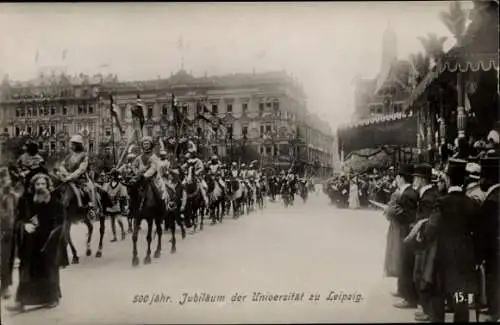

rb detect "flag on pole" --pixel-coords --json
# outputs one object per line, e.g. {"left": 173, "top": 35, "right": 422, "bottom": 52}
{"left": 62, "top": 49, "right": 67, "bottom": 61}
{"left": 109, "top": 94, "right": 124, "bottom": 134}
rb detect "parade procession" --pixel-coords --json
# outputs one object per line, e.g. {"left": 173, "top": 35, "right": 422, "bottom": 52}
{"left": 0, "top": 1, "right": 499, "bottom": 324}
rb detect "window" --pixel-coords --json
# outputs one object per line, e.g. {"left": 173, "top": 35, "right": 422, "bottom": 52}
{"left": 50, "top": 141, "right": 56, "bottom": 151}
{"left": 212, "top": 104, "right": 218, "bottom": 115}
{"left": 147, "top": 105, "right": 153, "bottom": 119}
{"left": 15, "top": 108, "right": 21, "bottom": 117}
{"left": 62, "top": 105, "right": 68, "bottom": 115}
{"left": 32, "top": 106, "right": 38, "bottom": 116}
{"left": 266, "top": 146, "right": 272, "bottom": 154}
{"left": 273, "top": 101, "right": 279, "bottom": 110}
{"left": 44, "top": 106, "right": 49, "bottom": 116}
{"left": 147, "top": 126, "right": 153, "bottom": 136}
{"left": 63, "top": 125, "right": 68, "bottom": 134}
{"left": 259, "top": 146, "right": 264, "bottom": 154}
{"left": 89, "top": 140, "right": 94, "bottom": 153}
{"left": 50, "top": 125, "right": 56, "bottom": 135}
{"left": 105, "top": 128, "right": 111, "bottom": 136}
{"left": 27, "top": 126, "right": 32, "bottom": 135}
{"left": 197, "top": 127, "right": 202, "bottom": 137}
{"left": 20, "top": 107, "right": 25, "bottom": 117}
{"left": 227, "top": 125, "right": 233, "bottom": 138}
{"left": 27, "top": 107, "right": 32, "bottom": 117}
{"left": 60, "top": 141, "right": 66, "bottom": 150}
{"left": 3, "top": 127, "right": 8, "bottom": 133}
{"left": 212, "top": 145, "right": 218, "bottom": 155}
{"left": 242, "top": 126, "right": 248, "bottom": 137}
{"left": 38, "top": 142, "right": 43, "bottom": 150}
{"left": 182, "top": 105, "right": 188, "bottom": 116}
{"left": 39, "top": 126, "right": 44, "bottom": 136}
{"left": 162, "top": 104, "right": 168, "bottom": 115}
{"left": 78, "top": 104, "right": 84, "bottom": 115}
{"left": 265, "top": 125, "right": 272, "bottom": 134}
{"left": 15, "top": 127, "right": 20, "bottom": 136}
{"left": 88, "top": 104, "right": 94, "bottom": 114}
{"left": 242, "top": 103, "right": 248, "bottom": 114}
{"left": 266, "top": 102, "right": 272, "bottom": 108}
{"left": 260, "top": 125, "right": 265, "bottom": 137}
{"left": 50, "top": 106, "right": 56, "bottom": 115}
{"left": 259, "top": 102, "right": 264, "bottom": 113}
{"left": 226, "top": 104, "right": 232, "bottom": 113}
{"left": 376, "top": 106, "right": 382, "bottom": 114}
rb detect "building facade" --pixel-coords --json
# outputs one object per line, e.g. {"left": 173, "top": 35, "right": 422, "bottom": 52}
{"left": 0, "top": 69, "right": 335, "bottom": 176}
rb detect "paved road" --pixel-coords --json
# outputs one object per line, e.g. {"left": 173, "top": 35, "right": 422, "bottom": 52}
{"left": 1, "top": 192, "right": 429, "bottom": 324}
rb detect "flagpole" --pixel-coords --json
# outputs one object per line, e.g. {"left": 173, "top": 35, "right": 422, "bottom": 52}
{"left": 109, "top": 93, "right": 117, "bottom": 165}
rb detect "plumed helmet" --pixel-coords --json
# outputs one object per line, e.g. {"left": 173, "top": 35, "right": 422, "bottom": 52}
{"left": 241, "top": 163, "right": 246, "bottom": 168}
{"left": 159, "top": 150, "right": 167, "bottom": 156}
{"left": 70, "top": 134, "right": 84, "bottom": 144}
{"left": 141, "top": 136, "right": 153, "bottom": 145}
{"left": 232, "top": 162, "right": 237, "bottom": 166}
{"left": 211, "top": 155, "right": 218, "bottom": 160}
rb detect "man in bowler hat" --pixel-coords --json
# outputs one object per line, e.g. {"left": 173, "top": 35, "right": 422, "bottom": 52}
{"left": 476, "top": 156, "right": 499, "bottom": 322}
{"left": 388, "top": 164, "right": 419, "bottom": 309}
{"left": 420, "top": 158, "right": 478, "bottom": 322}
{"left": 410, "top": 163, "right": 441, "bottom": 322}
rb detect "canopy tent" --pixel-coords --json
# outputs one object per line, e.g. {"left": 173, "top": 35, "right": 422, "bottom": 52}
{"left": 337, "top": 113, "right": 417, "bottom": 157}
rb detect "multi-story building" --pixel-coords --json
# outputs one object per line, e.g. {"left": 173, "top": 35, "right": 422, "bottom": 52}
{"left": 0, "top": 69, "right": 335, "bottom": 176}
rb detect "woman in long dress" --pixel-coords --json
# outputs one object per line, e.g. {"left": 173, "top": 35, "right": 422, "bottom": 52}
{"left": 348, "top": 176, "right": 360, "bottom": 209}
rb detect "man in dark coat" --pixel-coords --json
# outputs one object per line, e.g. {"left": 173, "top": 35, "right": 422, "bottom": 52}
{"left": 387, "top": 164, "right": 419, "bottom": 309}
{"left": 419, "top": 158, "right": 478, "bottom": 322}
{"left": 476, "top": 156, "right": 499, "bottom": 322}
{"left": 6, "top": 172, "right": 65, "bottom": 312}
{"left": 409, "top": 163, "right": 441, "bottom": 321}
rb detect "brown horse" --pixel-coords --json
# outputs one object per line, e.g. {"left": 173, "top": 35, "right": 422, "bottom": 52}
{"left": 204, "top": 175, "right": 224, "bottom": 224}
{"left": 183, "top": 166, "right": 205, "bottom": 232}
{"left": 126, "top": 175, "right": 167, "bottom": 266}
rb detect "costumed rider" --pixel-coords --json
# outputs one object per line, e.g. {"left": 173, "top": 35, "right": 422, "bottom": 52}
{"left": 57, "top": 134, "right": 96, "bottom": 208}
{"left": 208, "top": 155, "right": 226, "bottom": 190}
{"left": 118, "top": 151, "right": 138, "bottom": 184}
{"left": 132, "top": 136, "right": 169, "bottom": 207}
{"left": 181, "top": 150, "right": 209, "bottom": 206}
{"left": 17, "top": 141, "right": 45, "bottom": 188}
{"left": 230, "top": 162, "right": 239, "bottom": 179}
{"left": 158, "top": 149, "right": 171, "bottom": 178}
{"left": 247, "top": 161, "right": 259, "bottom": 186}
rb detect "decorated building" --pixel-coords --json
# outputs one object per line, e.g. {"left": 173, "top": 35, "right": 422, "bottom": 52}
{"left": 404, "top": 0, "right": 499, "bottom": 164}
{"left": 338, "top": 25, "right": 417, "bottom": 170}
{"left": 0, "top": 69, "right": 335, "bottom": 176}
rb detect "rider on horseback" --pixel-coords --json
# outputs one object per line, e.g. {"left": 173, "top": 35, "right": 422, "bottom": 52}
{"left": 207, "top": 155, "right": 226, "bottom": 190}
{"left": 132, "top": 136, "right": 169, "bottom": 205}
{"left": 118, "top": 153, "right": 137, "bottom": 182}
{"left": 57, "top": 134, "right": 95, "bottom": 208}
{"left": 240, "top": 163, "right": 248, "bottom": 180}
{"left": 17, "top": 141, "right": 45, "bottom": 187}
{"left": 181, "top": 151, "right": 209, "bottom": 206}
{"left": 230, "top": 162, "right": 239, "bottom": 179}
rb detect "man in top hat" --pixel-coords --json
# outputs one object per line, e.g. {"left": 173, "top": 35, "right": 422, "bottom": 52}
{"left": 475, "top": 156, "right": 499, "bottom": 322}
{"left": 419, "top": 158, "right": 479, "bottom": 322}
{"left": 385, "top": 164, "right": 419, "bottom": 309}
{"left": 465, "top": 162, "right": 486, "bottom": 204}
{"left": 409, "top": 163, "right": 441, "bottom": 322}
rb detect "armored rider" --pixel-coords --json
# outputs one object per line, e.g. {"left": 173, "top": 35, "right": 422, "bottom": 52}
{"left": 132, "top": 136, "right": 169, "bottom": 206}
{"left": 207, "top": 155, "right": 226, "bottom": 190}
{"left": 230, "top": 162, "right": 239, "bottom": 179}
{"left": 57, "top": 134, "right": 95, "bottom": 208}
{"left": 17, "top": 141, "right": 45, "bottom": 187}
{"left": 181, "top": 151, "right": 209, "bottom": 206}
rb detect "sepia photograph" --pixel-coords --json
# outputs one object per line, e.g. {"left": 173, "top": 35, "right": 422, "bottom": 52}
{"left": 0, "top": 1, "right": 498, "bottom": 324}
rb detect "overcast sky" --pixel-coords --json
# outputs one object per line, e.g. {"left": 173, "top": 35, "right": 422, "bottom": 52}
{"left": 0, "top": 1, "right": 472, "bottom": 129}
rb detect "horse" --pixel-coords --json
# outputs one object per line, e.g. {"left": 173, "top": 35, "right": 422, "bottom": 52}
{"left": 183, "top": 165, "right": 205, "bottom": 232}
{"left": 125, "top": 174, "right": 167, "bottom": 266}
{"left": 204, "top": 175, "right": 224, "bottom": 224}
{"left": 298, "top": 180, "right": 309, "bottom": 203}
{"left": 255, "top": 179, "right": 265, "bottom": 209}
{"left": 229, "top": 178, "right": 245, "bottom": 218}
{"left": 163, "top": 180, "right": 187, "bottom": 254}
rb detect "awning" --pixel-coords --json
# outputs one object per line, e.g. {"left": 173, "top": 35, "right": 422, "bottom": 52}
{"left": 338, "top": 114, "right": 417, "bottom": 156}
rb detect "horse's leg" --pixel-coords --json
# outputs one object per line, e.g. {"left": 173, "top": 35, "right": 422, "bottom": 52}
{"left": 132, "top": 216, "right": 140, "bottom": 267}
{"left": 144, "top": 217, "right": 153, "bottom": 264}
{"left": 153, "top": 214, "right": 162, "bottom": 258}
{"left": 67, "top": 226, "right": 79, "bottom": 264}
{"left": 176, "top": 210, "right": 186, "bottom": 239}
{"left": 169, "top": 211, "right": 176, "bottom": 254}
{"left": 200, "top": 201, "right": 205, "bottom": 231}
{"left": 96, "top": 213, "right": 105, "bottom": 258}
{"left": 84, "top": 214, "right": 94, "bottom": 257}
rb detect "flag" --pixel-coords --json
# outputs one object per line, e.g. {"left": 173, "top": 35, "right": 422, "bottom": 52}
{"left": 131, "top": 94, "right": 145, "bottom": 132}
{"left": 62, "top": 49, "right": 67, "bottom": 61}
{"left": 34, "top": 49, "right": 39, "bottom": 63}
{"left": 109, "top": 94, "right": 124, "bottom": 134}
